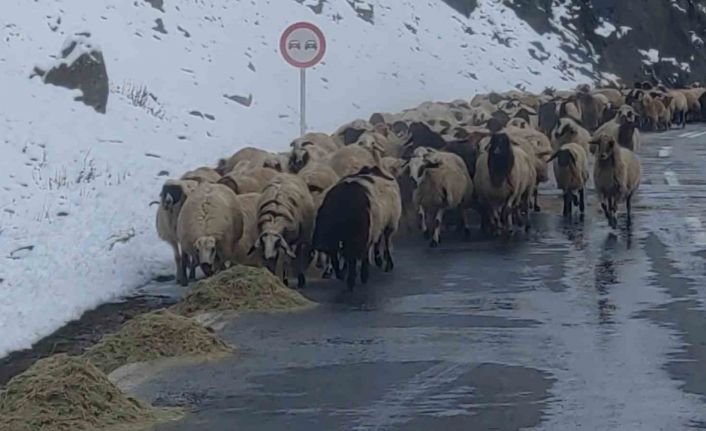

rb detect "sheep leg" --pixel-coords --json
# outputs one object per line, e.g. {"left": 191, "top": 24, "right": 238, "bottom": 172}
{"left": 418, "top": 206, "right": 428, "bottom": 239}
{"left": 374, "top": 240, "right": 384, "bottom": 268}
{"left": 333, "top": 253, "right": 345, "bottom": 280}
{"left": 430, "top": 209, "right": 444, "bottom": 247}
{"left": 361, "top": 257, "right": 370, "bottom": 284}
{"left": 172, "top": 244, "right": 183, "bottom": 283}
{"left": 533, "top": 189, "right": 541, "bottom": 212}
{"left": 461, "top": 209, "right": 472, "bottom": 241}
{"left": 579, "top": 189, "right": 586, "bottom": 213}
{"left": 562, "top": 193, "right": 571, "bottom": 217}
{"left": 383, "top": 228, "right": 395, "bottom": 272}
{"left": 178, "top": 252, "right": 189, "bottom": 287}
{"left": 296, "top": 244, "right": 307, "bottom": 289}
{"left": 346, "top": 258, "right": 357, "bottom": 291}
{"left": 322, "top": 254, "right": 334, "bottom": 279}
{"left": 626, "top": 194, "right": 633, "bottom": 225}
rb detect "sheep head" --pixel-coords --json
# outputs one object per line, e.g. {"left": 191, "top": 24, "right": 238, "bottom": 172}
{"left": 194, "top": 236, "right": 218, "bottom": 276}
{"left": 160, "top": 183, "right": 185, "bottom": 210}
{"left": 288, "top": 148, "right": 310, "bottom": 173}
{"left": 250, "top": 231, "right": 296, "bottom": 270}
{"left": 590, "top": 135, "right": 618, "bottom": 161}
{"left": 487, "top": 133, "right": 515, "bottom": 187}
{"left": 617, "top": 105, "right": 638, "bottom": 126}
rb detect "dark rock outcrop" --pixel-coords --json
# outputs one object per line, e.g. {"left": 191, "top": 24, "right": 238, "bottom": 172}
{"left": 33, "top": 33, "right": 109, "bottom": 113}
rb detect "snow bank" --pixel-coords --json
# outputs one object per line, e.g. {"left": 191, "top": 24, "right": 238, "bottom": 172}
{"left": 0, "top": 0, "right": 592, "bottom": 357}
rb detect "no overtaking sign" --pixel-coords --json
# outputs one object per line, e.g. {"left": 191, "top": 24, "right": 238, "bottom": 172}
{"left": 280, "top": 22, "right": 326, "bottom": 135}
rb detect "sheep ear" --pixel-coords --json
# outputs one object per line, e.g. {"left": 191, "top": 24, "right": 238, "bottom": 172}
{"left": 280, "top": 236, "right": 297, "bottom": 259}
{"left": 248, "top": 234, "right": 263, "bottom": 256}
{"left": 547, "top": 152, "right": 559, "bottom": 162}
{"left": 426, "top": 160, "right": 442, "bottom": 169}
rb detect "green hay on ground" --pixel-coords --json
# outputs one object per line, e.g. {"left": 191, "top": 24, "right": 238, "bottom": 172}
{"left": 0, "top": 354, "right": 180, "bottom": 431}
{"left": 171, "top": 265, "right": 314, "bottom": 317}
{"left": 83, "top": 309, "right": 231, "bottom": 374}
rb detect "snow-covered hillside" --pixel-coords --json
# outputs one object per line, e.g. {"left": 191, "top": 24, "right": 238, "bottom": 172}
{"left": 0, "top": 0, "right": 594, "bottom": 357}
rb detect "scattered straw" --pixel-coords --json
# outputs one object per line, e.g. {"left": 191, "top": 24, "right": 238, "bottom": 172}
{"left": 83, "top": 309, "right": 231, "bottom": 374}
{"left": 171, "top": 265, "right": 314, "bottom": 317}
{"left": 0, "top": 354, "right": 179, "bottom": 431}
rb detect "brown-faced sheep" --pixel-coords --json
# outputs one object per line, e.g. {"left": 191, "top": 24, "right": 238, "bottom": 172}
{"left": 591, "top": 135, "right": 641, "bottom": 228}
{"left": 549, "top": 143, "right": 590, "bottom": 216}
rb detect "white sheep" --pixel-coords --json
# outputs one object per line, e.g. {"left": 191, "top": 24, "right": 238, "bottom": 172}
{"left": 181, "top": 166, "right": 222, "bottom": 184}
{"left": 408, "top": 147, "right": 474, "bottom": 247}
{"left": 549, "top": 143, "right": 590, "bottom": 216}
{"left": 251, "top": 173, "right": 316, "bottom": 288}
{"left": 326, "top": 143, "right": 380, "bottom": 178}
{"left": 216, "top": 147, "right": 271, "bottom": 175}
{"left": 288, "top": 132, "right": 340, "bottom": 173}
{"left": 176, "top": 183, "right": 248, "bottom": 285}
{"left": 218, "top": 166, "right": 278, "bottom": 194}
{"left": 591, "top": 135, "right": 641, "bottom": 228}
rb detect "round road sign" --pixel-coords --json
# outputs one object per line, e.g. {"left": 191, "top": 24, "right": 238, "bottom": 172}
{"left": 280, "top": 22, "right": 326, "bottom": 69}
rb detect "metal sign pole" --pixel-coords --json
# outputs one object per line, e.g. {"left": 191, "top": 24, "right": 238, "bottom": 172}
{"left": 300, "top": 68, "right": 306, "bottom": 136}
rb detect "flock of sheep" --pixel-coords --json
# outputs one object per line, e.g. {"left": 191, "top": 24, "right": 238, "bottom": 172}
{"left": 156, "top": 81, "right": 704, "bottom": 290}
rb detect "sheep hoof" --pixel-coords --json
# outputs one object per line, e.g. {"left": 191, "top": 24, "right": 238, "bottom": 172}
{"left": 297, "top": 274, "right": 306, "bottom": 289}
{"left": 374, "top": 255, "right": 384, "bottom": 268}
{"left": 534, "top": 204, "right": 541, "bottom": 213}
{"left": 282, "top": 277, "right": 289, "bottom": 287}
{"left": 322, "top": 267, "right": 333, "bottom": 279}
{"left": 430, "top": 239, "right": 439, "bottom": 248}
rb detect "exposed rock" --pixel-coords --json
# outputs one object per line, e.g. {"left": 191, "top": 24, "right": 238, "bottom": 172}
{"left": 33, "top": 33, "right": 109, "bottom": 113}
{"left": 145, "top": 0, "right": 165, "bottom": 12}
{"left": 442, "top": 0, "right": 478, "bottom": 17}
{"left": 152, "top": 18, "right": 167, "bottom": 34}
{"left": 224, "top": 93, "right": 253, "bottom": 107}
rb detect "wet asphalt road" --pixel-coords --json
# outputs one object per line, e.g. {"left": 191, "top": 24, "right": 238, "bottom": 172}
{"left": 139, "top": 127, "right": 706, "bottom": 430}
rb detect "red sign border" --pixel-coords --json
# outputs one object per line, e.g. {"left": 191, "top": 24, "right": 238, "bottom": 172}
{"left": 280, "top": 22, "right": 326, "bottom": 69}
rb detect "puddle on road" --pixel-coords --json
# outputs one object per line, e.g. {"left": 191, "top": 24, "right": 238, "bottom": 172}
{"left": 153, "top": 361, "right": 554, "bottom": 431}
{"left": 636, "top": 233, "right": 706, "bottom": 399}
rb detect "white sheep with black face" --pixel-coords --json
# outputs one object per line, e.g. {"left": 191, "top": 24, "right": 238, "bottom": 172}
{"left": 474, "top": 133, "right": 537, "bottom": 235}
{"left": 155, "top": 179, "right": 199, "bottom": 285}
{"left": 593, "top": 105, "right": 641, "bottom": 152}
{"left": 551, "top": 117, "right": 591, "bottom": 153}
